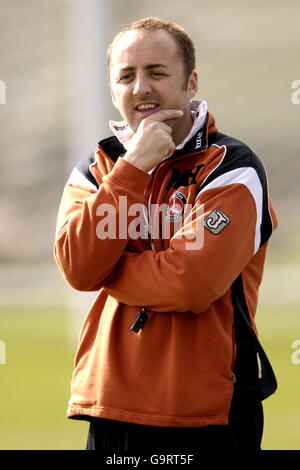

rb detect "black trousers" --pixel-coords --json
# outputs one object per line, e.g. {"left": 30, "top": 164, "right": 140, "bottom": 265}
{"left": 86, "top": 402, "right": 263, "bottom": 453}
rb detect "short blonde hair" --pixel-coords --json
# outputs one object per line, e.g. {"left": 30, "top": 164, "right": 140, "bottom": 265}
{"left": 107, "top": 17, "right": 196, "bottom": 85}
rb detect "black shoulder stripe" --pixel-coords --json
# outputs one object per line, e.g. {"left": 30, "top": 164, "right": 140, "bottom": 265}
{"left": 200, "top": 133, "right": 253, "bottom": 191}
{"left": 98, "top": 136, "right": 126, "bottom": 163}
{"left": 75, "top": 137, "right": 125, "bottom": 190}
{"left": 76, "top": 151, "right": 99, "bottom": 189}
{"left": 201, "top": 132, "right": 274, "bottom": 248}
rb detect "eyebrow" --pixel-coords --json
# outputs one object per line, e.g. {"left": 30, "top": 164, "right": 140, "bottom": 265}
{"left": 119, "top": 63, "right": 168, "bottom": 72}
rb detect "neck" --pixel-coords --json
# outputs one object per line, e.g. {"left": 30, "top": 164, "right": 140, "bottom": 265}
{"left": 172, "top": 112, "right": 194, "bottom": 146}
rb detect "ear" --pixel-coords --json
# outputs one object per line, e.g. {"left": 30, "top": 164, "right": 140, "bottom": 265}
{"left": 187, "top": 70, "right": 198, "bottom": 99}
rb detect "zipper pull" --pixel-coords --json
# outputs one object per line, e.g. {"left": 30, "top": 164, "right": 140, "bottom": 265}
{"left": 131, "top": 308, "right": 149, "bottom": 333}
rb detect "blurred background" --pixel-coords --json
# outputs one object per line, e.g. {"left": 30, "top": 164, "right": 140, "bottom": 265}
{"left": 0, "top": 0, "right": 299, "bottom": 450}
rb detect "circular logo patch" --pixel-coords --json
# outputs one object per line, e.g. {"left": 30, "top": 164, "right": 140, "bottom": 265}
{"left": 166, "top": 191, "right": 186, "bottom": 221}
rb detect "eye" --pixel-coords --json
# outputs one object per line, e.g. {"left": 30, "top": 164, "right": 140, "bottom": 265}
{"left": 150, "top": 71, "right": 167, "bottom": 77}
{"left": 117, "top": 73, "right": 134, "bottom": 83}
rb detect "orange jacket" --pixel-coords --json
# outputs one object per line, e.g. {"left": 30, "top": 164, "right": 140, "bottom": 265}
{"left": 54, "top": 111, "right": 277, "bottom": 427}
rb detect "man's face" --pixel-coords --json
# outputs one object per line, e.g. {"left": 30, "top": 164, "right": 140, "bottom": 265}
{"left": 109, "top": 30, "right": 198, "bottom": 145}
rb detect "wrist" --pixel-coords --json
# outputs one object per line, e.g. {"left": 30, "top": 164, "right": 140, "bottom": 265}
{"left": 124, "top": 150, "right": 152, "bottom": 172}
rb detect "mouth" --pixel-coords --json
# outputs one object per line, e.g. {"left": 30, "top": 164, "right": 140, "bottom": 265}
{"left": 135, "top": 103, "right": 161, "bottom": 118}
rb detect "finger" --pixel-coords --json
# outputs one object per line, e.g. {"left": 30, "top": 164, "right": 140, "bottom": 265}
{"left": 147, "top": 109, "right": 183, "bottom": 123}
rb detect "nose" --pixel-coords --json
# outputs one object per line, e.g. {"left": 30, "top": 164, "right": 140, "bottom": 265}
{"left": 133, "top": 72, "right": 152, "bottom": 97}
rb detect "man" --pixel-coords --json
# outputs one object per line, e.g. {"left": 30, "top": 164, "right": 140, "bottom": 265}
{"left": 54, "top": 17, "right": 278, "bottom": 452}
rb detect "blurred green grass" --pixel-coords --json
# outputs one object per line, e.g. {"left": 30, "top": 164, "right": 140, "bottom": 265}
{"left": 256, "top": 306, "right": 300, "bottom": 450}
{"left": 0, "top": 304, "right": 299, "bottom": 449}
{"left": 0, "top": 306, "right": 87, "bottom": 450}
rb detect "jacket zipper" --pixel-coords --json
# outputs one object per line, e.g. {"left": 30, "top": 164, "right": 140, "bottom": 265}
{"left": 131, "top": 150, "right": 208, "bottom": 332}
{"left": 130, "top": 308, "right": 149, "bottom": 333}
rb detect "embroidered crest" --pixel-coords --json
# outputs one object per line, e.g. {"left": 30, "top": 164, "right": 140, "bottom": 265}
{"left": 204, "top": 209, "right": 230, "bottom": 234}
{"left": 166, "top": 191, "right": 186, "bottom": 221}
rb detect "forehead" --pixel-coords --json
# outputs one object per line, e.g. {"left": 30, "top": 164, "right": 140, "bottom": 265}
{"left": 110, "top": 30, "right": 182, "bottom": 71}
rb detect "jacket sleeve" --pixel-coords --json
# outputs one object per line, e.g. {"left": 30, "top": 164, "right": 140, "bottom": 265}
{"left": 54, "top": 156, "right": 151, "bottom": 291}
{"left": 103, "top": 166, "right": 274, "bottom": 313}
